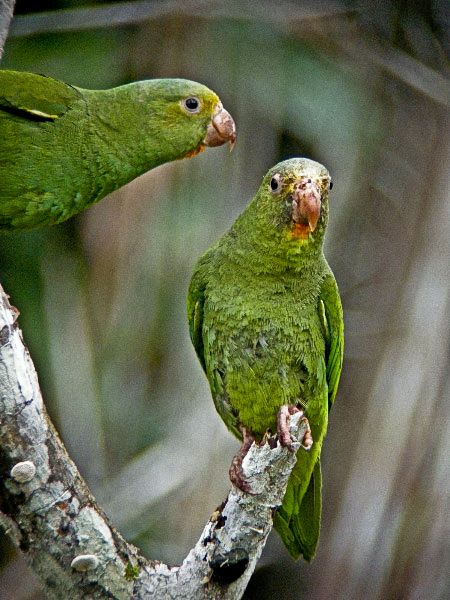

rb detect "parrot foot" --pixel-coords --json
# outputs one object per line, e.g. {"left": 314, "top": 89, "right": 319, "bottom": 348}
{"left": 277, "top": 405, "right": 313, "bottom": 451}
{"left": 229, "top": 427, "right": 256, "bottom": 494}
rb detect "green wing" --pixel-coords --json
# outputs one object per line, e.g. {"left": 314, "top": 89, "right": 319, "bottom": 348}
{"left": 187, "top": 264, "right": 207, "bottom": 374}
{"left": 319, "top": 273, "right": 344, "bottom": 410}
{"left": 274, "top": 272, "right": 343, "bottom": 561}
{"left": 0, "top": 70, "right": 82, "bottom": 121}
{"left": 0, "top": 71, "right": 87, "bottom": 230}
{"left": 187, "top": 253, "right": 241, "bottom": 440}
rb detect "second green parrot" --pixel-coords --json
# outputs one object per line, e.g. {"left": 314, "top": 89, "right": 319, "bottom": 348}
{"left": 0, "top": 69, "right": 235, "bottom": 231}
{"left": 187, "top": 157, "right": 343, "bottom": 561}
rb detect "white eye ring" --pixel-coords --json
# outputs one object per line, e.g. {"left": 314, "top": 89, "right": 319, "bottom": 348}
{"left": 181, "top": 97, "right": 202, "bottom": 114}
{"left": 269, "top": 173, "right": 283, "bottom": 194}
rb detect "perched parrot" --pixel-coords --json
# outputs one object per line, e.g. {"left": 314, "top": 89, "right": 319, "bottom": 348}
{"left": 187, "top": 157, "right": 343, "bottom": 561}
{"left": 0, "top": 69, "right": 235, "bottom": 231}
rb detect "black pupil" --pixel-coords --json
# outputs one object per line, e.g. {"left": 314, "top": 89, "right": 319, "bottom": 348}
{"left": 270, "top": 177, "right": 279, "bottom": 190}
{"left": 330, "top": 181, "right": 333, "bottom": 189}
{"left": 186, "top": 98, "right": 199, "bottom": 110}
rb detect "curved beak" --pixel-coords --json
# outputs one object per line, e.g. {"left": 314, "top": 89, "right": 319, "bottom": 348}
{"left": 292, "top": 178, "right": 321, "bottom": 231}
{"left": 203, "top": 101, "right": 236, "bottom": 151}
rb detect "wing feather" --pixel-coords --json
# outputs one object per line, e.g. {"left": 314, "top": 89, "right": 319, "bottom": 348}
{"left": 319, "top": 274, "right": 344, "bottom": 410}
{"left": 0, "top": 70, "right": 82, "bottom": 121}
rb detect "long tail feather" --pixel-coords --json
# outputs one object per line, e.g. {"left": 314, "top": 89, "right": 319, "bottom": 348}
{"left": 274, "top": 458, "right": 322, "bottom": 561}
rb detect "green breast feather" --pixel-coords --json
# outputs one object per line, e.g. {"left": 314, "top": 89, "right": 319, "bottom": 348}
{"left": 187, "top": 157, "right": 343, "bottom": 561}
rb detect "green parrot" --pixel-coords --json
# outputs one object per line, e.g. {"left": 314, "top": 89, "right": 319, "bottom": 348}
{"left": 187, "top": 157, "right": 343, "bottom": 561}
{"left": 0, "top": 69, "right": 235, "bottom": 231}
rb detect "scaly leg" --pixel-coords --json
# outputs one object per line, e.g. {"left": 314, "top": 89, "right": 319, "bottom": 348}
{"left": 277, "top": 404, "right": 313, "bottom": 451}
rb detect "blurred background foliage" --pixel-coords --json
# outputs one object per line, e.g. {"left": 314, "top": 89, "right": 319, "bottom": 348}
{"left": 0, "top": 1, "right": 449, "bottom": 598}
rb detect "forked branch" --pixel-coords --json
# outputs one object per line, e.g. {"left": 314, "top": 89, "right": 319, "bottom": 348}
{"left": 0, "top": 284, "right": 307, "bottom": 599}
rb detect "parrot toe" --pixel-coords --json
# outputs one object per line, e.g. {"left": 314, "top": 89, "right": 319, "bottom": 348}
{"left": 277, "top": 405, "right": 313, "bottom": 451}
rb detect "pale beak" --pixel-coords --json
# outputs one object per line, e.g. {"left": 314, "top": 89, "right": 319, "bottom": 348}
{"left": 292, "top": 179, "right": 321, "bottom": 231}
{"left": 203, "top": 101, "right": 236, "bottom": 151}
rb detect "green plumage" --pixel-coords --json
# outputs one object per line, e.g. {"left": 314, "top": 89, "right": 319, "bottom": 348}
{"left": 187, "top": 157, "right": 343, "bottom": 560}
{"left": 0, "top": 70, "right": 224, "bottom": 230}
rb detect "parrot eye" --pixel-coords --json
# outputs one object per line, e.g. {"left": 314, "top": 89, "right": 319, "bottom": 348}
{"left": 269, "top": 174, "right": 283, "bottom": 194}
{"left": 329, "top": 180, "right": 333, "bottom": 190}
{"left": 181, "top": 97, "right": 202, "bottom": 114}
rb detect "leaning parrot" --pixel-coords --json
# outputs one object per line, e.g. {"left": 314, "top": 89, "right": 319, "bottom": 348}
{"left": 187, "top": 157, "right": 343, "bottom": 561}
{"left": 0, "top": 70, "right": 235, "bottom": 231}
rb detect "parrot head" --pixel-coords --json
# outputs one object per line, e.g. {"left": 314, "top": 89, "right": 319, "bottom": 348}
{"left": 134, "top": 79, "right": 235, "bottom": 159}
{"left": 255, "top": 157, "right": 332, "bottom": 245}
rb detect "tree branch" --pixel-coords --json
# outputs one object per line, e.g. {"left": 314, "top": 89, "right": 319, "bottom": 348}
{"left": 0, "top": 284, "right": 307, "bottom": 599}
{"left": 7, "top": 0, "right": 351, "bottom": 39}
{"left": 0, "top": 0, "right": 15, "bottom": 58}
{"left": 0, "top": 286, "right": 144, "bottom": 598}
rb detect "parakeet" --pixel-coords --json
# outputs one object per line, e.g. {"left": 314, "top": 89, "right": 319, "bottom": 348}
{"left": 0, "top": 69, "right": 235, "bottom": 231}
{"left": 187, "top": 157, "right": 343, "bottom": 561}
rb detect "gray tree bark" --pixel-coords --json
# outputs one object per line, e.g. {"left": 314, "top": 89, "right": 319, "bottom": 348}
{"left": 0, "top": 0, "right": 15, "bottom": 58}
{"left": 0, "top": 284, "right": 307, "bottom": 599}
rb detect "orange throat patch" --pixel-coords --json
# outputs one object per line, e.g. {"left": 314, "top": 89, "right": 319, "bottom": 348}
{"left": 291, "top": 222, "right": 311, "bottom": 240}
{"left": 182, "top": 143, "right": 205, "bottom": 160}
